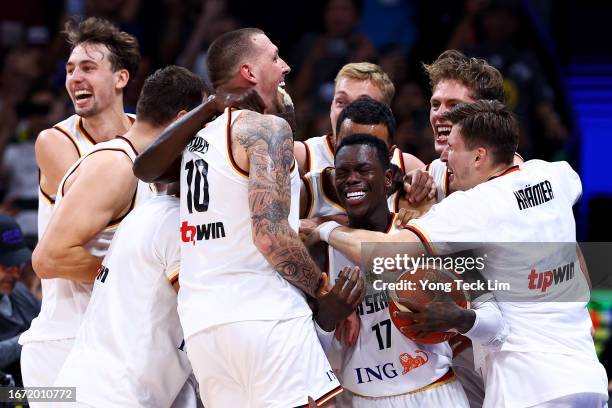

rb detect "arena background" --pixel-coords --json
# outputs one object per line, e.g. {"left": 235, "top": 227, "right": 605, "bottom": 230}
{"left": 1, "top": 0, "right": 611, "bottom": 393}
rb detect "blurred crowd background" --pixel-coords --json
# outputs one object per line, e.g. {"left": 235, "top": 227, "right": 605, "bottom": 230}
{"left": 0, "top": 0, "right": 612, "bottom": 388}
{"left": 0, "top": 0, "right": 610, "bottom": 249}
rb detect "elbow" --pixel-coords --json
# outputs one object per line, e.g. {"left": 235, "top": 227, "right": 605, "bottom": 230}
{"left": 132, "top": 159, "right": 155, "bottom": 183}
{"left": 32, "top": 246, "right": 59, "bottom": 279}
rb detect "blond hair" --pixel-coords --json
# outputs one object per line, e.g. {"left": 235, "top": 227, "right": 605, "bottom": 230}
{"left": 335, "top": 62, "right": 395, "bottom": 105}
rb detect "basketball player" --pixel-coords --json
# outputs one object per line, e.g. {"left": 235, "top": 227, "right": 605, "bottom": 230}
{"left": 19, "top": 17, "right": 140, "bottom": 388}
{"left": 311, "top": 134, "right": 469, "bottom": 407}
{"left": 301, "top": 97, "right": 435, "bottom": 220}
{"left": 47, "top": 66, "right": 205, "bottom": 407}
{"left": 143, "top": 28, "right": 354, "bottom": 407}
{"left": 313, "top": 101, "right": 608, "bottom": 407}
{"left": 294, "top": 62, "right": 424, "bottom": 175}
{"left": 23, "top": 67, "right": 203, "bottom": 394}
{"left": 423, "top": 49, "right": 522, "bottom": 203}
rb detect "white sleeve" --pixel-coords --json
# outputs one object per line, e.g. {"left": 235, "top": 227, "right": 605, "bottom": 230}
{"left": 152, "top": 203, "right": 181, "bottom": 282}
{"left": 406, "top": 190, "right": 487, "bottom": 254}
{"left": 558, "top": 161, "right": 582, "bottom": 205}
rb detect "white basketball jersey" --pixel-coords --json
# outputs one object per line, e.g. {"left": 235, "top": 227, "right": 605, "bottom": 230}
{"left": 425, "top": 158, "right": 450, "bottom": 203}
{"left": 303, "top": 134, "right": 335, "bottom": 173}
{"left": 407, "top": 160, "right": 600, "bottom": 355}
{"left": 37, "top": 114, "right": 135, "bottom": 237}
{"left": 54, "top": 195, "right": 191, "bottom": 407}
{"left": 324, "top": 214, "right": 453, "bottom": 397}
{"left": 387, "top": 146, "right": 409, "bottom": 212}
{"left": 178, "top": 109, "right": 311, "bottom": 340}
{"left": 302, "top": 167, "right": 344, "bottom": 218}
{"left": 22, "top": 135, "right": 152, "bottom": 344}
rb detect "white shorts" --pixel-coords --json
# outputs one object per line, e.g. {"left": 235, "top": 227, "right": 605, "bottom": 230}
{"left": 527, "top": 393, "right": 608, "bottom": 408}
{"left": 349, "top": 376, "right": 469, "bottom": 408}
{"left": 186, "top": 315, "right": 342, "bottom": 408}
{"left": 20, "top": 339, "right": 74, "bottom": 387}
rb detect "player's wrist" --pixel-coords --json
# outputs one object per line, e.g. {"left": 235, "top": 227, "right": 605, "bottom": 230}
{"left": 318, "top": 221, "right": 341, "bottom": 243}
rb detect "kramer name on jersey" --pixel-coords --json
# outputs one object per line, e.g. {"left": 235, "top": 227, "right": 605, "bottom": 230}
{"left": 513, "top": 180, "right": 554, "bottom": 210}
{"left": 180, "top": 221, "right": 226, "bottom": 244}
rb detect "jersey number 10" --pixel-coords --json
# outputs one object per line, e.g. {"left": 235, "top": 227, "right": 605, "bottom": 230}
{"left": 185, "top": 159, "right": 209, "bottom": 213}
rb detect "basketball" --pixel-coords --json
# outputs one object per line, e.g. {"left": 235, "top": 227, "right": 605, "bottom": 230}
{"left": 387, "top": 268, "right": 469, "bottom": 344}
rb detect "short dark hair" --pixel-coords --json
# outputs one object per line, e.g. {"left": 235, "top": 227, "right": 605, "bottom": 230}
{"left": 64, "top": 17, "right": 141, "bottom": 79}
{"left": 206, "top": 28, "right": 264, "bottom": 88}
{"left": 336, "top": 97, "right": 396, "bottom": 143}
{"left": 444, "top": 100, "right": 518, "bottom": 165}
{"left": 136, "top": 66, "right": 205, "bottom": 127}
{"left": 336, "top": 133, "right": 390, "bottom": 170}
{"left": 423, "top": 50, "right": 505, "bottom": 102}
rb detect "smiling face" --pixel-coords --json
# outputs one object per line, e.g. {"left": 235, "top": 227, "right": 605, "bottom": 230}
{"left": 0, "top": 264, "right": 20, "bottom": 295}
{"left": 334, "top": 144, "right": 392, "bottom": 220}
{"left": 429, "top": 79, "right": 475, "bottom": 156}
{"left": 331, "top": 77, "right": 384, "bottom": 137}
{"left": 65, "top": 42, "right": 127, "bottom": 118}
{"left": 443, "top": 125, "right": 482, "bottom": 192}
{"left": 249, "top": 33, "right": 291, "bottom": 113}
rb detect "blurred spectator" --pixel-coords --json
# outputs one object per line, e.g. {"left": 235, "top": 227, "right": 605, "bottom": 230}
{"left": 451, "top": 0, "right": 569, "bottom": 159}
{"left": 291, "top": 0, "right": 376, "bottom": 106}
{"left": 391, "top": 81, "right": 435, "bottom": 162}
{"left": 177, "top": 0, "right": 240, "bottom": 82}
{"left": 358, "top": 0, "right": 417, "bottom": 56}
{"left": 1, "top": 89, "right": 63, "bottom": 243}
{"left": 0, "top": 214, "right": 40, "bottom": 387}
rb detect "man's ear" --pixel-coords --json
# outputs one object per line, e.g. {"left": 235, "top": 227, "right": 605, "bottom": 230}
{"left": 115, "top": 69, "right": 130, "bottom": 91}
{"left": 238, "top": 63, "right": 257, "bottom": 85}
{"left": 474, "top": 147, "right": 487, "bottom": 168}
{"left": 175, "top": 110, "right": 188, "bottom": 120}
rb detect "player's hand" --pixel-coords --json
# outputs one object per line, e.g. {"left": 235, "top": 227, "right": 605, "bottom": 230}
{"left": 301, "top": 215, "right": 348, "bottom": 245}
{"left": 335, "top": 311, "right": 360, "bottom": 347}
{"left": 393, "top": 293, "right": 475, "bottom": 338}
{"left": 315, "top": 266, "right": 364, "bottom": 332}
{"left": 212, "top": 89, "right": 265, "bottom": 114}
{"left": 394, "top": 207, "right": 420, "bottom": 228}
{"left": 403, "top": 169, "right": 436, "bottom": 204}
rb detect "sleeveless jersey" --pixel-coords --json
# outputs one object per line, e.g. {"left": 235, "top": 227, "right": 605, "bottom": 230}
{"left": 54, "top": 195, "right": 190, "bottom": 407}
{"left": 178, "top": 109, "right": 311, "bottom": 339}
{"left": 37, "top": 114, "right": 135, "bottom": 237}
{"left": 425, "top": 159, "right": 450, "bottom": 204}
{"left": 324, "top": 213, "right": 453, "bottom": 397}
{"left": 22, "top": 135, "right": 152, "bottom": 344}
{"left": 304, "top": 146, "right": 410, "bottom": 218}
{"left": 303, "top": 134, "right": 335, "bottom": 173}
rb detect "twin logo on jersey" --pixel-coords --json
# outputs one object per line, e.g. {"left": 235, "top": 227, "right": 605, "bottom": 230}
{"left": 354, "top": 350, "right": 429, "bottom": 384}
{"left": 180, "top": 221, "right": 226, "bottom": 244}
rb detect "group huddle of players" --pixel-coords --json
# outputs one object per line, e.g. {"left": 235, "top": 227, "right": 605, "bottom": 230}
{"left": 17, "top": 16, "right": 607, "bottom": 408}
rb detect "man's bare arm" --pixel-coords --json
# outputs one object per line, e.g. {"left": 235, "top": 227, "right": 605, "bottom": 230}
{"left": 33, "top": 151, "right": 136, "bottom": 281}
{"left": 35, "top": 128, "right": 81, "bottom": 198}
{"left": 322, "top": 225, "right": 422, "bottom": 265}
{"left": 235, "top": 112, "right": 322, "bottom": 297}
{"left": 134, "top": 90, "right": 265, "bottom": 183}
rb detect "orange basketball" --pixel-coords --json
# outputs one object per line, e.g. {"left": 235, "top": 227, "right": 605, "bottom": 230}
{"left": 387, "top": 268, "right": 469, "bottom": 344}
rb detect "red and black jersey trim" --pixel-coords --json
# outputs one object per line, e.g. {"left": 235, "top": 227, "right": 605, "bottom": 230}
{"left": 488, "top": 165, "right": 520, "bottom": 181}
{"left": 226, "top": 108, "right": 249, "bottom": 177}
{"left": 53, "top": 125, "right": 81, "bottom": 156}
{"left": 404, "top": 224, "right": 433, "bottom": 255}
{"left": 293, "top": 385, "right": 343, "bottom": 407}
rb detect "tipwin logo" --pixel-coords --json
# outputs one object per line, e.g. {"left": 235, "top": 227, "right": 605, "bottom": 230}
{"left": 181, "top": 221, "right": 226, "bottom": 245}
{"left": 527, "top": 262, "right": 575, "bottom": 293}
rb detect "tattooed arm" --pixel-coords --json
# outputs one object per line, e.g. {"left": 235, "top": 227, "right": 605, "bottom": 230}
{"left": 234, "top": 111, "right": 323, "bottom": 297}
